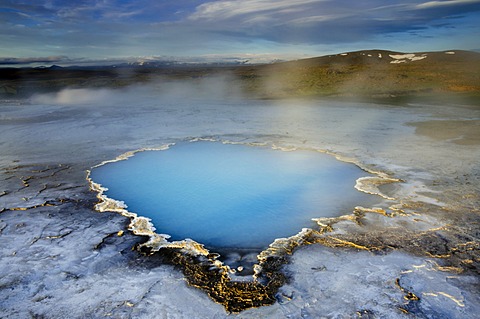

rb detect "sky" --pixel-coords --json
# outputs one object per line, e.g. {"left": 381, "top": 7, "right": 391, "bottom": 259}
{"left": 1, "top": 0, "right": 480, "bottom": 65}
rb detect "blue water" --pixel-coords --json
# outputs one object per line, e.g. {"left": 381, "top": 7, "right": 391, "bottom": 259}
{"left": 91, "top": 141, "right": 374, "bottom": 249}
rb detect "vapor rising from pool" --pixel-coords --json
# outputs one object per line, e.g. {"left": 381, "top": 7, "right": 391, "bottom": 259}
{"left": 89, "top": 141, "right": 375, "bottom": 250}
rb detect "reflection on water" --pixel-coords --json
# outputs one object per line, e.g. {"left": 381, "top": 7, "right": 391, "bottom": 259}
{"left": 90, "top": 141, "right": 375, "bottom": 249}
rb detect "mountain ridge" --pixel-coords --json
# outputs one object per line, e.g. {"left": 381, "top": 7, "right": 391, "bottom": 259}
{"left": 1, "top": 49, "right": 479, "bottom": 101}
{"left": 244, "top": 49, "right": 480, "bottom": 100}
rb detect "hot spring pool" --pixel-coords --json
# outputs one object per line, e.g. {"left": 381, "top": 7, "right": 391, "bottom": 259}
{"left": 90, "top": 141, "right": 375, "bottom": 249}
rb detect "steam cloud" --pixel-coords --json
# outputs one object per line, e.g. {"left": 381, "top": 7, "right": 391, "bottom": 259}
{"left": 30, "top": 73, "right": 245, "bottom": 106}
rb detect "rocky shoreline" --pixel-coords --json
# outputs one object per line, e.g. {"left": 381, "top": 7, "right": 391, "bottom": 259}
{"left": 1, "top": 94, "right": 479, "bottom": 317}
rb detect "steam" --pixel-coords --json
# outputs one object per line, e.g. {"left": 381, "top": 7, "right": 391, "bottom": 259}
{"left": 30, "top": 73, "right": 245, "bottom": 106}
{"left": 31, "top": 88, "right": 114, "bottom": 105}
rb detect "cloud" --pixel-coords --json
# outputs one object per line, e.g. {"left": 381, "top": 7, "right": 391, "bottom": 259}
{"left": 186, "top": 0, "right": 480, "bottom": 44}
{"left": 1, "top": 0, "right": 479, "bottom": 59}
{"left": 415, "top": 0, "right": 480, "bottom": 9}
{"left": 189, "top": 0, "right": 321, "bottom": 21}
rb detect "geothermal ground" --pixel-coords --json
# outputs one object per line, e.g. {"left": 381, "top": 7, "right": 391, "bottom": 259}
{"left": 0, "top": 87, "right": 479, "bottom": 318}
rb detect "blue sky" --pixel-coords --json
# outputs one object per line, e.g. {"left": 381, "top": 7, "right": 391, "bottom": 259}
{"left": 1, "top": 0, "right": 480, "bottom": 65}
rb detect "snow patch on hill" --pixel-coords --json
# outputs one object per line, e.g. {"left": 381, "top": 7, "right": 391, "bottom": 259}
{"left": 389, "top": 53, "right": 427, "bottom": 64}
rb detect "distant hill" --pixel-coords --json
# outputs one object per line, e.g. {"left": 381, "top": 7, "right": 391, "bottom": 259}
{"left": 1, "top": 49, "right": 479, "bottom": 102}
{"left": 238, "top": 49, "right": 480, "bottom": 100}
